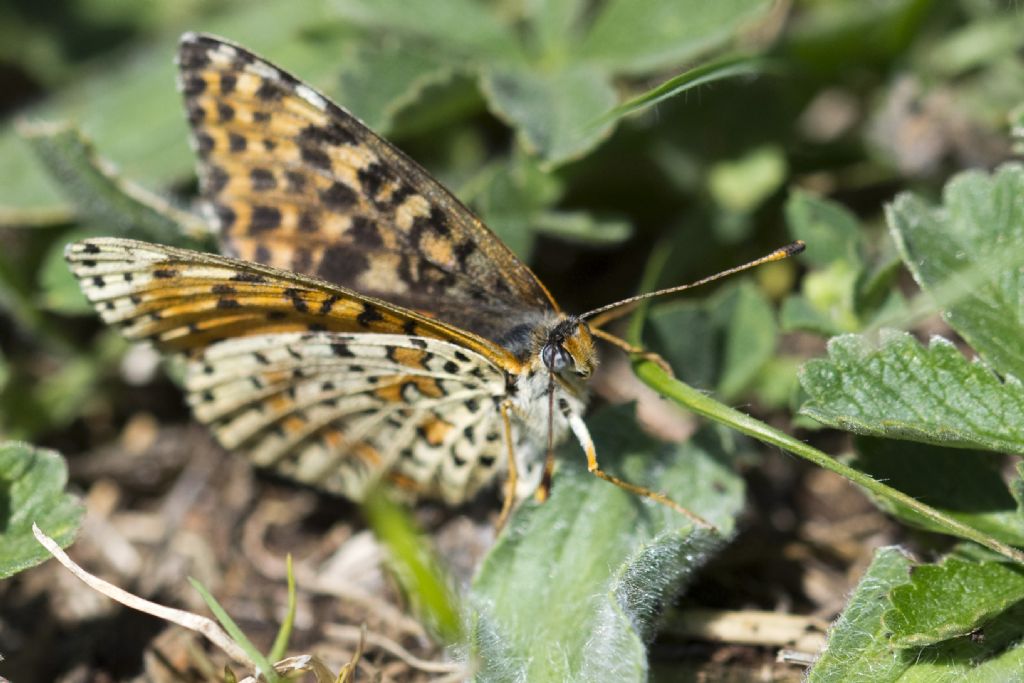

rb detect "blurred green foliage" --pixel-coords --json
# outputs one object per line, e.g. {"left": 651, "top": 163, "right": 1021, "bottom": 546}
{"left": 3, "top": 0, "right": 1024, "bottom": 678}
{"left": 0, "top": 441, "right": 83, "bottom": 579}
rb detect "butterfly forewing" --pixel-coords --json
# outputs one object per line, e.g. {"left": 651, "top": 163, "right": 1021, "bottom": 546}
{"left": 178, "top": 33, "right": 558, "bottom": 345}
{"left": 185, "top": 332, "right": 508, "bottom": 503}
{"left": 66, "top": 238, "right": 519, "bottom": 370}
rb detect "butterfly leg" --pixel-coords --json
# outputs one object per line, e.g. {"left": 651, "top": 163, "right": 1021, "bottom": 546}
{"left": 496, "top": 400, "right": 518, "bottom": 531}
{"left": 591, "top": 328, "right": 674, "bottom": 376}
{"left": 561, "top": 403, "right": 717, "bottom": 531}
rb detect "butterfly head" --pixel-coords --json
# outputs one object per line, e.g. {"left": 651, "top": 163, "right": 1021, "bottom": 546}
{"left": 540, "top": 317, "right": 596, "bottom": 379}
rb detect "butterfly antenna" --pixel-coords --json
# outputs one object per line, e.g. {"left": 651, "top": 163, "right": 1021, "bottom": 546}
{"left": 581, "top": 241, "right": 805, "bottom": 327}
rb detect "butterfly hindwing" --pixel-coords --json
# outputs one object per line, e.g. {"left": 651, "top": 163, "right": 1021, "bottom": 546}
{"left": 177, "top": 32, "right": 559, "bottom": 344}
{"left": 186, "top": 332, "right": 508, "bottom": 503}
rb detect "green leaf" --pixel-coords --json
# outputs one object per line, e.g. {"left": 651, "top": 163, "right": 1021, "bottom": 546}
{"left": 646, "top": 282, "right": 777, "bottom": 400}
{"left": 482, "top": 64, "right": 617, "bottom": 166}
{"left": 884, "top": 556, "right": 1024, "bottom": 648}
{"left": 646, "top": 300, "right": 717, "bottom": 390}
{"left": 0, "top": 441, "right": 83, "bottom": 579}
{"left": 785, "top": 190, "right": 861, "bottom": 267}
{"left": 0, "top": 133, "right": 69, "bottom": 224}
{"left": 707, "top": 145, "right": 787, "bottom": 213}
{"left": 887, "top": 164, "right": 1024, "bottom": 380}
{"left": 798, "top": 260, "right": 861, "bottom": 332}
{"left": 781, "top": 0, "right": 934, "bottom": 78}
{"left": 332, "top": 0, "right": 523, "bottom": 63}
{"left": 896, "top": 601, "right": 1024, "bottom": 681}
{"left": 521, "top": 0, "right": 588, "bottom": 61}
{"left": 577, "top": 0, "right": 772, "bottom": 75}
{"left": 855, "top": 257, "right": 904, "bottom": 321}
{"left": 807, "top": 547, "right": 914, "bottom": 682}
{"left": 37, "top": 228, "right": 94, "bottom": 314}
{"left": 531, "top": 210, "right": 632, "bottom": 246}
{"left": 471, "top": 406, "right": 744, "bottom": 682}
{"left": 0, "top": 0, "right": 355, "bottom": 217}
{"left": 717, "top": 282, "right": 777, "bottom": 400}
{"left": 51, "top": 332, "right": 126, "bottom": 420}
{"left": 800, "top": 330, "right": 1024, "bottom": 455}
{"left": 462, "top": 156, "right": 563, "bottom": 257}
{"left": 748, "top": 355, "right": 802, "bottom": 410}
{"left": 336, "top": 40, "right": 456, "bottom": 132}
{"left": 23, "top": 123, "right": 204, "bottom": 248}
{"left": 596, "top": 54, "right": 768, "bottom": 125}
{"left": 633, "top": 358, "right": 1024, "bottom": 563}
{"left": 853, "top": 438, "right": 1024, "bottom": 547}
{"left": 780, "top": 293, "right": 849, "bottom": 337}
{"left": 926, "top": 16, "right": 1024, "bottom": 77}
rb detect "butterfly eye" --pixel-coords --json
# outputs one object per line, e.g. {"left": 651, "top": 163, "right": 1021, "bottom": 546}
{"left": 542, "top": 343, "right": 572, "bottom": 372}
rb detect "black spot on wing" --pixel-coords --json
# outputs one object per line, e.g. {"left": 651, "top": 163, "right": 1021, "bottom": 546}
{"left": 182, "top": 76, "right": 206, "bottom": 96}
{"left": 178, "top": 42, "right": 211, "bottom": 70}
{"left": 207, "top": 165, "right": 229, "bottom": 194}
{"left": 320, "top": 182, "right": 357, "bottom": 210}
{"left": 349, "top": 217, "right": 382, "bottom": 248}
{"left": 249, "top": 206, "right": 282, "bottom": 233}
{"left": 196, "top": 133, "right": 214, "bottom": 157}
{"left": 250, "top": 168, "right": 276, "bottom": 191}
{"left": 454, "top": 240, "right": 476, "bottom": 269}
{"left": 357, "top": 303, "right": 383, "bottom": 327}
{"left": 318, "top": 245, "right": 369, "bottom": 283}
{"left": 282, "top": 288, "right": 309, "bottom": 313}
{"left": 292, "top": 248, "right": 313, "bottom": 273}
{"left": 297, "top": 123, "right": 357, "bottom": 147}
{"left": 255, "top": 80, "right": 282, "bottom": 101}
{"left": 214, "top": 204, "right": 237, "bottom": 230}
{"left": 301, "top": 146, "right": 331, "bottom": 170}
{"left": 357, "top": 162, "right": 388, "bottom": 198}
{"left": 285, "top": 171, "right": 306, "bottom": 193}
{"left": 231, "top": 271, "right": 267, "bottom": 283}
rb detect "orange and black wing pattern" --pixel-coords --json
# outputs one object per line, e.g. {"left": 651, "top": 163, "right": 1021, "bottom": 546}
{"left": 177, "top": 32, "right": 558, "bottom": 345}
{"left": 65, "top": 237, "right": 521, "bottom": 372}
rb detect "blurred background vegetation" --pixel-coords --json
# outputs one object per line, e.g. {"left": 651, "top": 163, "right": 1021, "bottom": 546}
{"left": 3, "top": 0, "right": 1020, "bottom": 444}
{"left": 2, "top": 0, "right": 1020, "bottom": 441}
{"left": 2, "top": 0, "right": 1023, "bottom": 681}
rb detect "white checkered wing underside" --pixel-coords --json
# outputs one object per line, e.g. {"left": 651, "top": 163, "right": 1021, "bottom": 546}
{"left": 186, "top": 332, "right": 509, "bottom": 503}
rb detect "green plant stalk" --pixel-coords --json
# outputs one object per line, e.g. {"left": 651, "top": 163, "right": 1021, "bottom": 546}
{"left": 634, "top": 360, "right": 1024, "bottom": 565}
{"left": 189, "top": 577, "right": 282, "bottom": 683}
{"left": 362, "top": 490, "right": 463, "bottom": 643}
{"left": 268, "top": 554, "right": 297, "bottom": 663}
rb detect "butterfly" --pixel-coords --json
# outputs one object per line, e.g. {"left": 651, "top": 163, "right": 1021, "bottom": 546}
{"left": 67, "top": 33, "right": 801, "bottom": 528}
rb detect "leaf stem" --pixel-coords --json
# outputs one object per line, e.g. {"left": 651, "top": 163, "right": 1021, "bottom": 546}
{"left": 634, "top": 361, "right": 1024, "bottom": 565}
